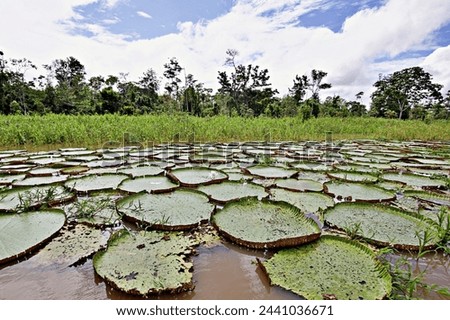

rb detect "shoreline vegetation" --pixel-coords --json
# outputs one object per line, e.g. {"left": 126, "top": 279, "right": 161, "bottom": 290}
{"left": 1, "top": 114, "right": 449, "bottom": 150}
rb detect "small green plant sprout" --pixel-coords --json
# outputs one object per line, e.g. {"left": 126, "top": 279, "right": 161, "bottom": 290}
{"left": 415, "top": 229, "right": 435, "bottom": 259}
{"left": 256, "top": 155, "right": 274, "bottom": 165}
{"left": 435, "top": 207, "right": 450, "bottom": 254}
{"left": 16, "top": 186, "right": 59, "bottom": 213}
{"left": 343, "top": 222, "right": 363, "bottom": 240}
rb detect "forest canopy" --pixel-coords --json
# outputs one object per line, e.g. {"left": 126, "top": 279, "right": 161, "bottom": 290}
{"left": 0, "top": 50, "right": 449, "bottom": 120}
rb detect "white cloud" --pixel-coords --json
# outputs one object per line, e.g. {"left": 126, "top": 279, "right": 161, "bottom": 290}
{"left": 1, "top": 0, "right": 449, "bottom": 105}
{"left": 136, "top": 11, "right": 152, "bottom": 19}
{"left": 102, "top": 0, "right": 122, "bottom": 9}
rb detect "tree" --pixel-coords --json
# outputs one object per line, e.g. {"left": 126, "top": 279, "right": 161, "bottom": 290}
{"left": 370, "top": 67, "right": 443, "bottom": 119}
{"left": 163, "top": 58, "right": 182, "bottom": 101}
{"left": 290, "top": 69, "right": 332, "bottom": 104}
{"left": 217, "top": 49, "right": 278, "bottom": 116}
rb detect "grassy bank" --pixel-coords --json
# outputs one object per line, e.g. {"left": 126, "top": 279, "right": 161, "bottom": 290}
{"left": 0, "top": 114, "right": 449, "bottom": 149}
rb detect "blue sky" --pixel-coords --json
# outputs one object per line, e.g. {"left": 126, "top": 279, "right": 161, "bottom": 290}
{"left": 1, "top": 0, "right": 450, "bottom": 102}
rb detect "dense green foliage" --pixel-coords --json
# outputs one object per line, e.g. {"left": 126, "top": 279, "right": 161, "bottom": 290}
{"left": 1, "top": 114, "right": 449, "bottom": 148}
{"left": 1, "top": 50, "right": 449, "bottom": 119}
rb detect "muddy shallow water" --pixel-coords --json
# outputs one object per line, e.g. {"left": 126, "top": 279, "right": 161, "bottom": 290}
{"left": 0, "top": 240, "right": 448, "bottom": 300}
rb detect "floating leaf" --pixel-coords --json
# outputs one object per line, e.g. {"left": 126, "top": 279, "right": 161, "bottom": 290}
{"left": 324, "top": 202, "right": 440, "bottom": 250}
{"left": 33, "top": 224, "right": 108, "bottom": 267}
{"left": 0, "top": 186, "right": 74, "bottom": 212}
{"left": 198, "top": 181, "right": 267, "bottom": 203}
{"left": 244, "top": 165, "right": 298, "bottom": 179}
{"left": 261, "top": 235, "right": 391, "bottom": 300}
{"left": 118, "top": 176, "right": 179, "bottom": 194}
{"left": 168, "top": 167, "right": 228, "bottom": 187}
{"left": 65, "top": 174, "right": 128, "bottom": 193}
{"left": 117, "top": 189, "right": 214, "bottom": 230}
{"left": 93, "top": 230, "right": 196, "bottom": 296}
{"left": 212, "top": 198, "right": 321, "bottom": 249}
{"left": 324, "top": 181, "right": 395, "bottom": 202}
{"left": 381, "top": 173, "right": 447, "bottom": 189}
{"left": 327, "top": 172, "right": 378, "bottom": 183}
{"left": 275, "top": 178, "right": 323, "bottom": 192}
{"left": 270, "top": 188, "right": 334, "bottom": 214}
{"left": 118, "top": 165, "right": 164, "bottom": 178}
{"left": 0, "top": 209, "right": 66, "bottom": 264}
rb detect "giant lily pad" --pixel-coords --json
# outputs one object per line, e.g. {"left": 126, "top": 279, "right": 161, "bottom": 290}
{"left": 327, "top": 172, "right": 378, "bottom": 183}
{"left": 381, "top": 173, "right": 447, "bottom": 189}
{"left": 270, "top": 188, "right": 334, "bottom": 214}
{"left": 275, "top": 178, "right": 323, "bottom": 192}
{"left": 13, "top": 175, "right": 68, "bottom": 187}
{"left": 32, "top": 224, "right": 108, "bottom": 267}
{"left": 261, "top": 235, "right": 391, "bottom": 300}
{"left": 118, "top": 165, "right": 164, "bottom": 177}
{"left": 212, "top": 198, "right": 321, "bottom": 249}
{"left": 65, "top": 174, "right": 128, "bottom": 193}
{"left": 117, "top": 189, "right": 214, "bottom": 230}
{"left": 118, "top": 176, "right": 179, "bottom": 194}
{"left": 244, "top": 165, "right": 297, "bottom": 179}
{"left": 0, "top": 186, "right": 75, "bottom": 212}
{"left": 198, "top": 181, "right": 267, "bottom": 203}
{"left": 64, "top": 193, "right": 122, "bottom": 226}
{"left": 0, "top": 209, "right": 66, "bottom": 264}
{"left": 324, "top": 202, "right": 440, "bottom": 250}
{"left": 404, "top": 190, "right": 450, "bottom": 207}
{"left": 324, "top": 181, "right": 395, "bottom": 202}
{"left": 93, "top": 230, "right": 196, "bottom": 296}
{"left": 168, "top": 167, "right": 228, "bottom": 187}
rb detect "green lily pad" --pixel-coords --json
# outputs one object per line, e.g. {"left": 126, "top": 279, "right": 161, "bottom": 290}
{"left": 64, "top": 194, "right": 121, "bottom": 226}
{"left": 270, "top": 188, "right": 334, "bottom": 214}
{"left": 32, "top": 224, "right": 108, "bottom": 267}
{"left": 261, "top": 235, "right": 391, "bottom": 300}
{"left": 0, "top": 174, "right": 26, "bottom": 185}
{"left": 60, "top": 166, "right": 89, "bottom": 175}
{"left": 168, "top": 167, "right": 228, "bottom": 187}
{"left": 381, "top": 173, "right": 447, "bottom": 189}
{"left": 275, "top": 178, "right": 323, "bottom": 192}
{"left": 324, "top": 202, "right": 439, "bottom": 250}
{"left": 0, "top": 186, "right": 75, "bottom": 212}
{"left": 117, "top": 189, "right": 214, "bottom": 230}
{"left": 212, "top": 198, "right": 321, "bottom": 249}
{"left": 0, "top": 209, "right": 66, "bottom": 264}
{"left": 118, "top": 176, "right": 179, "bottom": 194}
{"left": 118, "top": 166, "right": 164, "bottom": 177}
{"left": 324, "top": 181, "right": 395, "bottom": 202}
{"left": 198, "top": 181, "right": 267, "bottom": 203}
{"left": 327, "top": 172, "right": 378, "bottom": 183}
{"left": 244, "top": 165, "right": 298, "bottom": 179}
{"left": 93, "top": 230, "right": 196, "bottom": 296}
{"left": 65, "top": 174, "right": 128, "bottom": 193}
{"left": 13, "top": 175, "right": 68, "bottom": 187}
{"left": 28, "top": 167, "right": 61, "bottom": 177}
{"left": 404, "top": 190, "right": 450, "bottom": 207}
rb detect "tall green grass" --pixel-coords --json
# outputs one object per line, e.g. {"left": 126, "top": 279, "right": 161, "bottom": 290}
{"left": 0, "top": 114, "right": 449, "bottom": 149}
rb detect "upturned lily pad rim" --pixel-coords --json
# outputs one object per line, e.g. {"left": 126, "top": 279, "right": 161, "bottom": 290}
{"left": 259, "top": 234, "right": 392, "bottom": 300}
{"left": 0, "top": 209, "right": 66, "bottom": 265}
{"left": 324, "top": 202, "right": 439, "bottom": 251}
{"left": 167, "top": 167, "right": 229, "bottom": 187}
{"left": 323, "top": 181, "right": 396, "bottom": 203}
{"left": 212, "top": 197, "right": 321, "bottom": 249}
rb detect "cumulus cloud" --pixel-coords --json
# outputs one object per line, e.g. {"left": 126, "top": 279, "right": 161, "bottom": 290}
{"left": 136, "top": 11, "right": 152, "bottom": 19}
{"left": 1, "top": 0, "right": 449, "bottom": 104}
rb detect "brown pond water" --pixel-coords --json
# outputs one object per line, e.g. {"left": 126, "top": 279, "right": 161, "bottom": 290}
{"left": 0, "top": 239, "right": 448, "bottom": 300}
